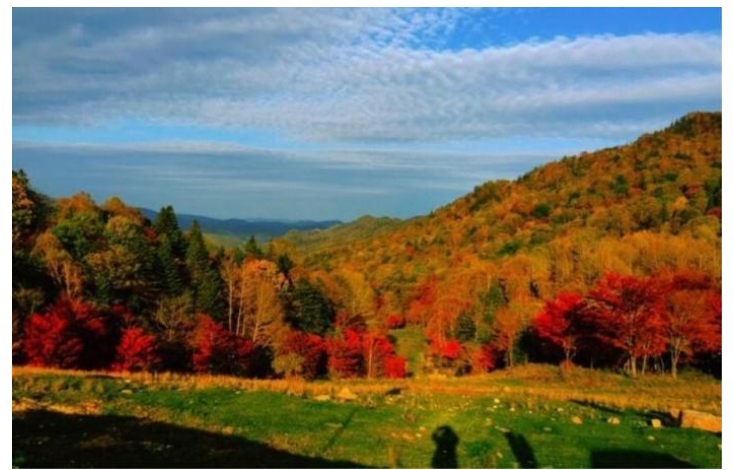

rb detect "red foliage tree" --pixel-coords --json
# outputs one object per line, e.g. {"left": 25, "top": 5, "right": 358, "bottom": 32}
{"left": 385, "top": 314, "right": 406, "bottom": 330}
{"left": 587, "top": 274, "right": 666, "bottom": 376}
{"left": 661, "top": 270, "right": 721, "bottom": 378}
{"left": 112, "top": 327, "right": 158, "bottom": 372}
{"left": 190, "top": 314, "right": 254, "bottom": 375}
{"left": 534, "top": 292, "right": 586, "bottom": 365}
{"left": 472, "top": 343, "right": 497, "bottom": 373}
{"left": 23, "top": 298, "right": 108, "bottom": 369}
{"left": 327, "top": 328, "right": 363, "bottom": 378}
{"left": 384, "top": 356, "right": 407, "bottom": 378}
{"left": 279, "top": 331, "right": 327, "bottom": 380}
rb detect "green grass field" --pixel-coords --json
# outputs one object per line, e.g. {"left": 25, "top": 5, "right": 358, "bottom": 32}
{"left": 12, "top": 368, "right": 721, "bottom": 468}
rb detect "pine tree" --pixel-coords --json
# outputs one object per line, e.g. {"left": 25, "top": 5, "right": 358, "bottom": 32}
{"left": 455, "top": 311, "right": 477, "bottom": 342}
{"left": 244, "top": 236, "right": 263, "bottom": 258}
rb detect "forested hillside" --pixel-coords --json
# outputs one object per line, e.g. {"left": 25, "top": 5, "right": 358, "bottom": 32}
{"left": 12, "top": 112, "right": 721, "bottom": 380}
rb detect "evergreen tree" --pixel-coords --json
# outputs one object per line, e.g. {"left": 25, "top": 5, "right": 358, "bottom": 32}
{"left": 286, "top": 278, "right": 335, "bottom": 336}
{"left": 244, "top": 236, "right": 263, "bottom": 258}
{"left": 455, "top": 311, "right": 477, "bottom": 342}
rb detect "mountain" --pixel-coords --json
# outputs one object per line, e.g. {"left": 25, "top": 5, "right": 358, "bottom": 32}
{"left": 279, "top": 215, "right": 405, "bottom": 256}
{"left": 138, "top": 208, "right": 341, "bottom": 245}
{"left": 296, "top": 112, "right": 722, "bottom": 321}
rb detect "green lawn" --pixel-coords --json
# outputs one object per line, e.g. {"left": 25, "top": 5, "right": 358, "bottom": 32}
{"left": 12, "top": 372, "right": 721, "bottom": 468}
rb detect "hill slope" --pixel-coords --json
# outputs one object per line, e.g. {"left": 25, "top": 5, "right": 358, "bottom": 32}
{"left": 301, "top": 112, "right": 722, "bottom": 324}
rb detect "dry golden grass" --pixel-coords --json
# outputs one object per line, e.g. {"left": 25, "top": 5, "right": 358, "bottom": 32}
{"left": 12, "top": 364, "right": 721, "bottom": 415}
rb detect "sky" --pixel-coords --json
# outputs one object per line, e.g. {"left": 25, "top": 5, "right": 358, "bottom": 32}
{"left": 12, "top": 8, "right": 722, "bottom": 221}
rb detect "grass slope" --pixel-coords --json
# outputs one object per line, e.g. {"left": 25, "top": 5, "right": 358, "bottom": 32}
{"left": 13, "top": 368, "right": 721, "bottom": 468}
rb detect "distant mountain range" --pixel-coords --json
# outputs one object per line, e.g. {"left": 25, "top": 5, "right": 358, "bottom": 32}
{"left": 138, "top": 208, "right": 341, "bottom": 244}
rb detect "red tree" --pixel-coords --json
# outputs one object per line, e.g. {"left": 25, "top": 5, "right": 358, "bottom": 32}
{"left": 385, "top": 314, "right": 406, "bottom": 330}
{"left": 327, "top": 328, "right": 363, "bottom": 378}
{"left": 190, "top": 314, "right": 253, "bottom": 375}
{"left": 279, "top": 331, "right": 327, "bottom": 380}
{"left": 587, "top": 274, "right": 666, "bottom": 376}
{"left": 472, "top": 343, "right": 497, "bottom": 373}
{"left": 384, "top": 356, "right": 407, "bottom": 378}
{"left": 534, "top": 292, "right": 586, "bottom": 366}
{"left": 23, "top": 298, "right": 108, "bottom": 369}
{"left": 112, "top": 327, "right": 158, "bottom": 372}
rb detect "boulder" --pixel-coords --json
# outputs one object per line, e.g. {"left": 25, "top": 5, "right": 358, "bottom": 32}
{"left": 680, "top": 410, "right": 722, "bottom": 433}
{"left": 571, "top": 416, "right": 583, "bottom": 425}
{"left": 607, "top": 417, "right": 621, "bottom": 425}
{"left": 650, "top": 418, "right": 663, "bottom": 429}
{"left": 313, "top": 394, "right": 331, "bottom": 402}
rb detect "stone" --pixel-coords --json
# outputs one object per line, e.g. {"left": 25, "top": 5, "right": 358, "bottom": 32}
{"left": 680, "top": 410, "right": 722, "bottom": 433}
{"left": 120, "top": 389, "right": 133, "bottom": 395}
{"left": 543, "top": 427, "right": 552, "bottom": 433}
{"left": 494, "top": 398, "right": 501, "bottom": 404}
{"left": 607, "top": 417, "right": 621, "bottom": 425}
{"left": 650, "top": 419, "right": 663, "bottom": 429}
{"left": 647, "top": 436, "right": 656, "bottom": 442}
{"left": 571, "top": 416, "right": 583, "bottom": 425}
{"left": 313, "top": 394, "right": 331, "bottom": 402}
{"left": 336, "top": 388, "right": 358, "bottom": 401}
{"left": 221, "top": 426, "right": 234, "bottom": 435}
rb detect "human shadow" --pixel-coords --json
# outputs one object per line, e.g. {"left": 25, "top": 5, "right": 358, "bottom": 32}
{"left": 13, "top": 409, "right": 369, "bottom": 468}
{"left": 431, "top": 425, "right": 459, "bottom": 468}
{"left": 591, "top": 450, "right": 695, "bottom": 468}
{"left": 504, "top": 432, "right": 537, "bottom": 469}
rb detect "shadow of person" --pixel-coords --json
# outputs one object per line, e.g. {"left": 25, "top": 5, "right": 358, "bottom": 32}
{"left": 504, "top": 432, "right": 537, "bottom": 468}
{"left": 431, "top": 425, "right": 459, "bottom": 468}
{"left": 590, "top": 450, "right": 695, "bottom": 468}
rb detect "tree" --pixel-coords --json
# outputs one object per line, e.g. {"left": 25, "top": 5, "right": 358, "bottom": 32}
{"left": 327, "top": 328, "right": 363, "bottom": 378}
{"left": 661, "top": 270, "right": 720, "bottom": 378}
{"left": 533, "top": 292, "right": 586, "bottom": 365}
{"left": 34, "top": 232, "right": 83, "bottom": 299}
{"left": 190, "top": 314, "right": 254, "bottom": 375}
{"left": 112, "top": 327, "right": 158, "bottom": 372}
{"left": 287, "top": 279, "right": 335, "bottom": 336}
{"left": 244, "top": 236, "right": 263, "bottom": 258}
{"left": 276, "top": 331, "right": 327, "bottom": 380}
{"left": 492, "top": 309, "right": 523, "bottom": 368}
{"left": 23, "top": 298, "right": 109, "bottom": 369}
{"left": 587, "top": 274, "right": 666, "bottom": 376}
{"left": 455, "top": 312, "right": 477, "bottom": 342}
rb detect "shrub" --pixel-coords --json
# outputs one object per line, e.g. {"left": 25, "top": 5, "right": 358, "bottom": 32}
{"left": 190, "top": 314, "right": 254, "bottom": 375}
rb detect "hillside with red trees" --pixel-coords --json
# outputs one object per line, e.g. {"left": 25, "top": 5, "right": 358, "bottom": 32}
{"left": 12, "top": 112, "right": 721, "bottom": 379}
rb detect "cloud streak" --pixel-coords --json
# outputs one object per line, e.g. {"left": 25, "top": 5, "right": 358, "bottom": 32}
{"left": 13, "top": 8, "right": 721, "bottom": 142}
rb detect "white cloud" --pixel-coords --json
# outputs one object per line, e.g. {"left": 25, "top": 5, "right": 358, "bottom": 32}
{"left": 13, "top": 9, "right": 721, "bottom": 142}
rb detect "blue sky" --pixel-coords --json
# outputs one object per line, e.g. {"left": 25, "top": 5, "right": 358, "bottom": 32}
{"left": 12, "top": 8, "right": 722, "bottom": 221}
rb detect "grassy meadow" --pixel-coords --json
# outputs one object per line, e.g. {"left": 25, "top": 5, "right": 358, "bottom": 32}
{"left": 12, "top": 366, "right": 721, "bottom": 468}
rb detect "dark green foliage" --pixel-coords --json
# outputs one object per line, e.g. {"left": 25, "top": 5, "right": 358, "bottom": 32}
{"left": 276, "top": 254, "right": 294, "bottom": 278}
{"left": 705, "top": 177, "right": 722, "bottom": 210}
{"left": 498, "top": 239, "right": 521, "bottom": 256}
{"left": 286, "top": 279, "right": 335, "bottom": 336}
{"left": 531, "top": 203, "right": 551, "bottom": 219}
{"left": 52, "top": 213, "right": 105, "bottom": 260}
{"left": 455, "top": 312, "right": 476, "bottom": 342}
{"left": 612, "top": 175, "right": 629, "bottom": 196}
{"left": 244, "top": 236, "right": 263, "bottom": 258}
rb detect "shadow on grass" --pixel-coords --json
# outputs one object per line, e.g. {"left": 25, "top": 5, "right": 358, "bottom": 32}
{"left": 13, "top": 409, "right": 369, "bottom": 468}
{"left": 431, "top": 425, "right": 459, "bottom": 468}
{"left": 504, "top": 432, "right": 537, "bottom": 469}
{"left": 591, "top": 450, "right": 695, "bottom": 469}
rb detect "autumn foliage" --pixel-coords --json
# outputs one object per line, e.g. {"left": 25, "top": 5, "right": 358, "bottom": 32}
{"left": 112, "top": 327, "right": 158, "bottom": 372}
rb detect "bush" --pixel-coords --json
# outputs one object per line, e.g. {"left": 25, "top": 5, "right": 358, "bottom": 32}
{"left": 190, "top": 314, "right": 254, "bottom": 375}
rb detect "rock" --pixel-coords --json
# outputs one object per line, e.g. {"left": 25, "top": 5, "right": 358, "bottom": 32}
{"left": 650, "top": 418, "right": 663, "bottom": 429}
{"left": 221, "top": 426, "right": 234, "bottom": 435}
{"left": 571, "top": 416, "right": 583, "bottom": 425}
{"left": 647, "top": 435, "right": 656, "bottom": 441}
{"left": 120, "top": 389, "right": 133, "bottom": 395}
{"left": 607, "top": 417, "right": 621, "bottom": 425}
{"left": 336, "top": 388, "right": 358, "bottom": 401}
{"left": 680, "top": 410, "right": 722, "bottom": 433}
{"left": 556, "top": 407, "right": 564, "bottom": 413}
{"left": 313, "top": 394, "right": 331, "bottom": 402}
{"left": 494, "top": 398, "right": 501, "bottom": 404}
{"left": 543, "top": 427, "right": 552, "bottom": 433}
